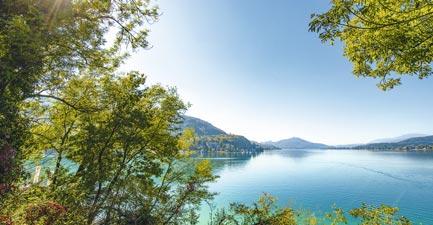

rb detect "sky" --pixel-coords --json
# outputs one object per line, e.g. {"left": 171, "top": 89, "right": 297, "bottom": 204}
{"left": 122, "top": 0, "right": 433, "bottom": 145}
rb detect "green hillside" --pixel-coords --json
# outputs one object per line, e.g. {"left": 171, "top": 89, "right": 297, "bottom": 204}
{"left": 181, "top": 116, "right": 264, "bottom": 153}
{"left": 180, "top": 116, "right": 226, "bottom": 136}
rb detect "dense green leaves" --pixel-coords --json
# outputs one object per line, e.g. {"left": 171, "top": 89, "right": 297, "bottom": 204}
{"left": 0, "top": 1, "right": 220, "bottom": 223}
{"left": 209, "top": 194, "right": 413, "bottom": 225}
{"left": 309, "top": 0, "right": 433, "bottom": 90}
{"left": 0, "top": 0, "right": 159, "bottom": 187}
{"left": 2, "top": 72, "right": 217, "bottom": 224}
{"left": 349, "top": 203, "right": 412, "bottom": 225}
{"left": 216, "top": 194, "right": 297, "bottom": 225}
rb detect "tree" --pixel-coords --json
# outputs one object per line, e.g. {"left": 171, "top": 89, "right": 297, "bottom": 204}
{"left": 309, "top": 0, "right": 433, "bottom": 90}
{"left": 1, "top": 72, "right": 217, "bottom": 225}
{"left": 0, "top": 0, "right": 158, "bottom": 188}
{"left": 209, "top": 194, "right": 297, "bottom": 225}
{"left": 349, "top": 203, "right": 412, "bottom": 225}
{"left": 1, "top": 1, "right": 221, "bottom": 224}
{"left": 209, "top": 194, "right": 413, "bottom": 225}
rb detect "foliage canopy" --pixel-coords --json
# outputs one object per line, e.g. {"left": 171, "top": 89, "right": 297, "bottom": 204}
{"left": 1, "top": 0, "right": 157, "bottom": 188}
{"left": 2, "top": 72, "right": 217, "bottom": 224}
{"left": 309, "top": 0, "right": 433, "bottom": 90}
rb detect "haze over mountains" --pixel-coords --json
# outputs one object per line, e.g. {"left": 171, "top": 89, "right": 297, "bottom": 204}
{"left": 181, "top": 116, "right": 433, "bottom": 152}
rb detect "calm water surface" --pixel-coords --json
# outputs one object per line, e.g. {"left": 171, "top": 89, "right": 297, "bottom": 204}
{"left": 198, "top": 149, "right": 433, "bottom": 224}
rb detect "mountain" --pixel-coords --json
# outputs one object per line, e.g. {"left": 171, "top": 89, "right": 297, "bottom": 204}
{"left": 264, "top": 137, "right": 328, "bottom": 149}
{"left": 181, "top": 116, "right": 264, "bottom": 153}
{"left": 194, "top": 134, "right": 263, "bottom": 153}
{"left": 398, "top": 135, "right": 433, "bottom": 145}
{"left": 353, "top": 135, "right": 433, "bottom": 151}
{"left": 368, "top": 133, "right": 429, "bottom": 144}
{"left": 180, "top": 116, "right": 226, "bottom": 136}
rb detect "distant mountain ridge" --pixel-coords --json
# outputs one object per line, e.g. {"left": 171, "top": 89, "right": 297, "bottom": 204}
{"left": 181, "top": 116, "right": 263, "bottom": 153}
{"left": 264, "top": 137, "right": 328, "bottom": 149}
{"left": 181, "top": 117, "right": 433, "bottom": 152}
{"left": 353, "top": 135, "right": 433, "bottom": 151}
{"left": 368, "top": 133, "right": 429, "bottom": 144}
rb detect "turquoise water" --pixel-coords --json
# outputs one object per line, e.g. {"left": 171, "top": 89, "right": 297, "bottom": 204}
{"left": 198, "top": 150, "right": 433, "bottom": 224}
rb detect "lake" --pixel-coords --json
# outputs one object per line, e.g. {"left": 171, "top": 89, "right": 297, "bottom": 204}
{"left": 198, "top": 149, "right": 433, "bottom": 224}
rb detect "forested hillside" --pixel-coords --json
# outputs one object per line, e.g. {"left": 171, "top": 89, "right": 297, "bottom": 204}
{"left": 181, "top": 116, "right": 264, "bottom": 153}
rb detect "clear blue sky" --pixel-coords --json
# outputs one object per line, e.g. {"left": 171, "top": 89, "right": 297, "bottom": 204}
{"left": 122, "top": 1, "right": 433, "bottom": 145}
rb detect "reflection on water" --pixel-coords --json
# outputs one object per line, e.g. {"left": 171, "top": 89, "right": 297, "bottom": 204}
{"left": 266, "top": 149, "right": 318, "bottom": 159}
{"left": 198, "top": 149, "right": 433, "bottom": 225}
{"left": 193, "top": 151, "right": 261, "bottom": 172}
